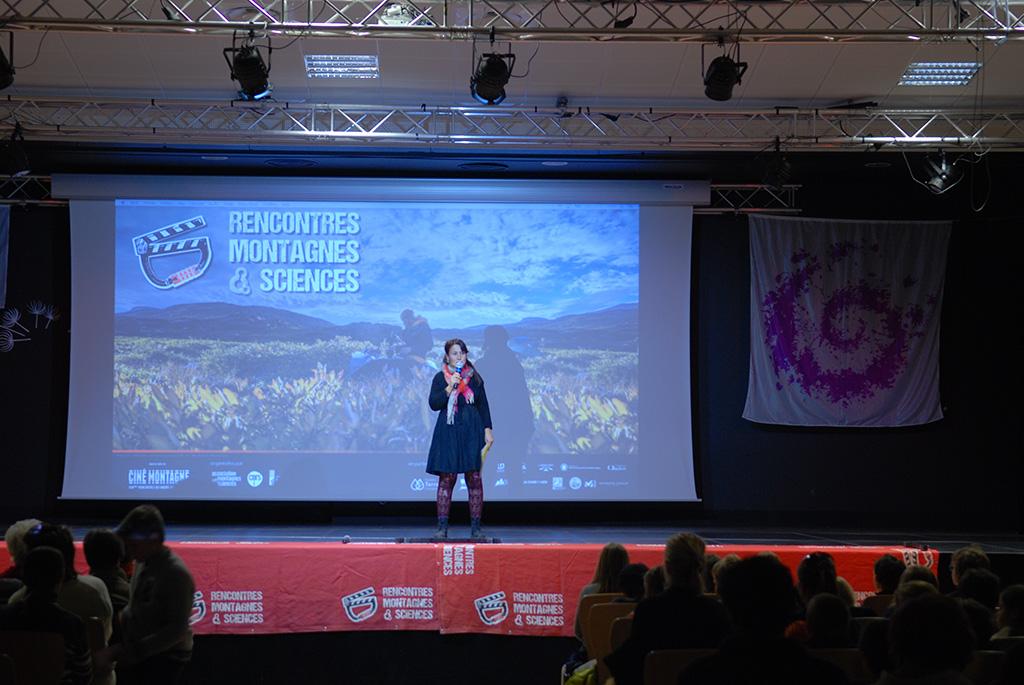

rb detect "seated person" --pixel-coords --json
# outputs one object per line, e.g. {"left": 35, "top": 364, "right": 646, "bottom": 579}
{"left": 949, "top": 545, "right": 990, "bottom": 593}
{"left": 574, "top": 542, "right": 629, "bottom": 640}
{"left": 643, "top": 565, "right": 666, "bottom": 599}
{"left": 957, "top": 568, "right": 1000, "bottom": 610}
{"left": 0, "top": 546, "right": 93, "bottom": 685}
{"left": 874, "top": 594, "right": 975, "bottom": 685}
{"left": 605, "top": 533, "right": 731, "bottom": 685}
{"left": 679, "top": 555, "right": 848, "bottom": 685}
{"left": 615, "top": 563, "right": 648, "bottom": 603}
{"left": 806, "top": 593, "right": 853, "bottom": 648}
{"left": 993, "top": 584, "right": 1024, "bottom": 639}
{"left": 874, "top": 553, "right": 907, "bottom": 596}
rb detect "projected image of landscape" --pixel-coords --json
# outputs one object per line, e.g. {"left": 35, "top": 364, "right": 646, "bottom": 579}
{"left": 112, "top": 200, "right": 639, "bottom": 499}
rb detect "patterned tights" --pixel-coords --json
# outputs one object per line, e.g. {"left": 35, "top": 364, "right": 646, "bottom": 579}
{"left": 436, "top": 472, "right": 483, "bottom": 520}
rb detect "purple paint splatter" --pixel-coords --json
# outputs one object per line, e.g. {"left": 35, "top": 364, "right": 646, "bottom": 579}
{"left": 762, "top": 240, "right": 936, "bottom": 407}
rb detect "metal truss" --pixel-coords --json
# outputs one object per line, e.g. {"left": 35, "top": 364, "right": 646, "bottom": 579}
{"left": 700, "top": 183, "right": 800, "bottom": 214}
{"left": 0, "top": 176, "right": 801, "bottom": 214}
{"left": 2, "top": 0, "right": 1023, "bottom": 43}
{"left": 3, "top": 97, "right": 1023, "bottom": 150}
{"left": 0, "top": 174, "right": 61, "bottom": 205}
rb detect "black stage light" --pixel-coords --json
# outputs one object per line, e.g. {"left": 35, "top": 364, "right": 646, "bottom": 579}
{"left": 704, "top": 54, "right": 747, "bottom": 102}
{"left": 924, "top": 150, "right": 961, "bottom": 194}
{"left": 471, "top": 53, "right": 515, "bottom": 105}
{"left": 1, "top": 33, "right": 15, "bottom": 91}
{"left": 224, "top": 31, "right": 272, "bottom": 101}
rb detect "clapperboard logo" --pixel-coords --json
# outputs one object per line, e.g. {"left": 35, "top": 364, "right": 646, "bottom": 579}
{"left": 134, "top": 216, "right": 213, "bottom": 289}
{"left": 341, "top": 587, "right": 379, "bottom": 623}
{"left": 189, "top": 590, "right": 207, "bottom": 625}
{"left": 473, "top": 591, "right": 509, "bottom": 626}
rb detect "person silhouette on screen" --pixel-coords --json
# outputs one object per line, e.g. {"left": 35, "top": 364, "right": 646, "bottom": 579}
{"left": 426, "top": 339, "right": 494, "bottom": 540}
{"left": 399, "top": 309, "right": 434, "bottom": 360}
{"left": 474, "top": 325, "right": 533, "bottom": 495}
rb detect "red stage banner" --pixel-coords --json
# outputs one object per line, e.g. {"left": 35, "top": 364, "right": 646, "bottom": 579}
{"left": 0, "top": 542, "right": 938, "bottom": 637}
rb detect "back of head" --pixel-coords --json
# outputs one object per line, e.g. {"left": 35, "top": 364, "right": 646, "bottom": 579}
{"left": 895, "top": 580, "right": 939, "bottom": 608}
{"left": 593, "top": 543, "right": 629, "bottom": 593}
{"left": 807, "top": 593, "right": 851, "bottom": 647}
{"left": 644, "top": 566, "right": 666, "bottom": 599}
{"left": 22, "top": 546, "right": 65, "bottom": 597}
{"left": 83, "top": 528, "right": 125, "bottom": 571}
{"left": 889, "top": 594, "right": 975, "bottom": 674}
{"left": 664, "top": 532, "right": 705, "bottom": 594}
{"left": 874, "top": 553, "right": 907, "bottom": 595}
{"left": 618, "top": 563, "right": 648, "bottom": 601}
{"left": 718, "top": 554, "right": 797, "bottom": 636}
{"left": 4, "top": 518, "right": 42, "bottom": 567}
{"left": 960, "top": 598, "right": 996, "bottom": 648}
{"left": 702, "top": 554, "right": 720, "bottom": 594}
{"left": 116, "top": 504, "right": 167, "bottom": 544}
{"left": 958, "top": 568, "right": 1001, "bottom": 610}
{"left": 711, "top": 553, "right": 741, "bottom": 595}
{"left": 836, "top": 577, "right": 857, "bottom": 608}
{"left": 899, "top": 564, "right": 939, "bottom": 590}
{"left": 24, "top": 523, "right": 76, "bottom": 580}
{"left": 952, "top": 545, "right": 991, "bottom": 586}
{"left": 797, "top": 551, "right": 838, "bottom": 603}
{"left": 997, "top": 584, "right": 1024, "bottom": 631}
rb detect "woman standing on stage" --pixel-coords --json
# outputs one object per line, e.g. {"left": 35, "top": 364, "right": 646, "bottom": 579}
{"left": 427, "top": 338, "right": 494, "bottom": 540}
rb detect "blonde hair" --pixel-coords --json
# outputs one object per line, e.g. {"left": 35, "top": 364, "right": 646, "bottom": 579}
{"left": 4, "top": 518, "right": 42, "bottom": 566}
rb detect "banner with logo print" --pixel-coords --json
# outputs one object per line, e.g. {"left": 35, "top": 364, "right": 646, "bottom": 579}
{"left": 0, "top": 542, "right": 937, "bottom": 636}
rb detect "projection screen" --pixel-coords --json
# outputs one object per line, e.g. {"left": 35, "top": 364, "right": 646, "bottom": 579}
{"left": 55, "top": 175, "right": 704, "bottom": 502}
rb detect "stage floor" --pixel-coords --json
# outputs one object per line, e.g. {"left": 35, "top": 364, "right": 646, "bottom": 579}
{"left": 67, "top": 520, "right": 1024, "bottom": 553}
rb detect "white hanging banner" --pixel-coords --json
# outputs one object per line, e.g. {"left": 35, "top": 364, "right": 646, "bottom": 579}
{"left": 743, "top": 215, "right": 951, "bottom": 427}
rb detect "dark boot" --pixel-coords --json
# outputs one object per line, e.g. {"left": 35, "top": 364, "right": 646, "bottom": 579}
{"left": 470, "top": 518, "right": 484, "bottom": 540}
{"left": 434, "top": 517, "right": 449, "bottom": 540}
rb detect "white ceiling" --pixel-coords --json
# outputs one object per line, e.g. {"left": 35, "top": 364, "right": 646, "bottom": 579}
{"left": 7, "top": 30, "right": 1023, "bottom": 110}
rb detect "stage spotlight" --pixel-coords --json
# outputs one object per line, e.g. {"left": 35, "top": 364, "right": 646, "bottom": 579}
{"left": 224, "top": 30, "right": 272, "bottom": 101}
{"left": 471, "top": 52, "right": 515, "bottom": 105}
{"left": 703, "top": 54, "right": 747, "bottom": 101}
{"left": 1, "top": 33, "right": 14, "bottom": 91}
{"left": 4, "top": 124, "right": 31, "bottom": 177}
{"left": 924, "top": 150, "right": 962, "bottom": 194}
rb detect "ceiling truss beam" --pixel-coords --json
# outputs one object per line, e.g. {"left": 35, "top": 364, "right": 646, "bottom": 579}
{"left": 3, "top": 98, "right": 1023, "bottom": 150}
{"left": 2, "top": 0, "right": 1023, "bottom": 42}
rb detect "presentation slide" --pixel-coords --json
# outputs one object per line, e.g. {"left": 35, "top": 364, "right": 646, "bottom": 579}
{"left": 58, "top": 177, "right": 698, "bottom": 501}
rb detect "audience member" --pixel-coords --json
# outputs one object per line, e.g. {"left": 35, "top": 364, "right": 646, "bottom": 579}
{"left": 711, "top": 553, "right": 740, "bottom": 596}
{"left": 950, "top": 545, "right": 990, "bottom": 590}
{"left": 2, "top": 518, "right": 40, "bottom": 579}
{"left": 573, "top": 542, "right": 629, "bottom": 639}
{"left": 874, "top": 554, "right": 907, "bottom": 595}
{"left": 643, "top": 565, "right": 666, "bottom": 599}
{"left": 84, "top": 528, "right": 132, "bottom": 615}
{"left": 899, "top": 565, "right": 940, "bottom": 589}
{"left": 797, "top": 551, "right": 839, "bottom": 607}
{"left": 95, "top": 504, "right": 196, "bottom": 685}
{"left": 605, "top": 532, "right": 731, "bottom": 685}
{"left": 680, "top": 554, "right": 847, "bottom": 684}
{"left": 0, "top": 546, "right": 93, "bottom": 685}
{"left": 895, "top": 580, "right": 939, "bottom": 609}
{"left": 9, "top": 523, "right": 114, "bottom": 642}
{"left": 993, "top": 584, "right": 1024, "bottom": 639}
{"left": 0, "top": 518, "right": 40, "bottom": 602}
{"left": 806, "top": 593, "right": 853, "bottom": 648}
{"left": 959, "top": 598, "right": 996, "bottom": 649}
{"left": 836, "top": 576, "right": 874, "bottom": 617}
{"left": 702, "top": 553, "right": 720, "bottom": 594}
{"left": 875, "top": 594, "right": 975, "bottom": 685}
{"left": 956, "top": 568, "right": 1000, "bottom": 610}
{"left": 616, "top": 563, "right": 648, "bottom": 603}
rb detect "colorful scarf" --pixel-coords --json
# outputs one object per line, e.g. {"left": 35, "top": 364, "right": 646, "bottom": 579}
{"left": 444, "top": 363, "right": 475, "bottom": 424}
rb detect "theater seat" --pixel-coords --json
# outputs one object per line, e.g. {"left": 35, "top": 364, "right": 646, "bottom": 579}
{"left": 963, "top": 650, "right": 1006, "bottom": 685}
{"left": 610, "top": 615, "right": 633, "bottom": 652}
{"left": 588, "top": 602, "right": 636, "bottom": 684}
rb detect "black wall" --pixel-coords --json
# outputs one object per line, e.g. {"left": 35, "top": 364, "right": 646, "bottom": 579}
{"left": 1, "top": 164, "right": 1021, "bottom": 531}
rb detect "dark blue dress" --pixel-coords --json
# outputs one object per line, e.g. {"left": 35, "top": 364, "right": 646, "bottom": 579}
{"left": 426, "top": 371, "right": 492, "bottom": 475}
